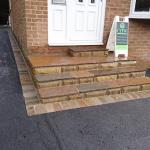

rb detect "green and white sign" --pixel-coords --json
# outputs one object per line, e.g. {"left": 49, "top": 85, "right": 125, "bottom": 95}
{"left": 106, "top": 16, "right": 129, "bottom": 58}
{"left": 116, "top": 22, "right": 128, "bottom": 57}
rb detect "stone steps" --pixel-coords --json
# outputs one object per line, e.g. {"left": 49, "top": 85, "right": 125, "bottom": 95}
{"left": 34, "top": 66, "right": 146, "bottom": 88}
{"left": 10, "top": 26, "right": 150, "bottom": 115}
{"left": 69, "top": 47, "right": 107, "bottom": 57}
{"left": 27, "top": 55, "right": 136, "bottom": 74}
{"left": 38, "top": 77, "right": 150, "bottom": 103}
{"left": 26, "top": 54, "right": 150, "bottom": 111}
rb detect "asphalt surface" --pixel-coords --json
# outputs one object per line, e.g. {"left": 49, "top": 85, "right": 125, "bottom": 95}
{"left": 1, "top": 29, "right": 150, "bottom": 150}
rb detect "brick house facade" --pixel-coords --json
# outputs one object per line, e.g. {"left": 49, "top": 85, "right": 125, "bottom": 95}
{"left": 10, "top": 0, "right": 150, "bottom": 58}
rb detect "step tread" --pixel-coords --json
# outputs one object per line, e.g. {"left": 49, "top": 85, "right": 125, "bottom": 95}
{"left": 35, "top": 66, "right": 146, "bottom": 82}
{"left": 36, "top": 72, "right": 72, "bottom": 82}
{"left": 69, "top": 47, "right": 107, "bottom": 52}
{"left": 77, "top": 77, "right": 150, "bottom": 93}
{"left": 39, "top": 85, "right": 79, "bottom": 99}
{"left": 28, "top": 55, "right": 136, "bottom": 68}
{"left": 38, "top": 77, "right": 150, "bottom": 99}
{"left": 35, "top": 70, "right": 94, "bottom": 82}
{"left": 89, "top": 66, "right": 146, "bottom": 76}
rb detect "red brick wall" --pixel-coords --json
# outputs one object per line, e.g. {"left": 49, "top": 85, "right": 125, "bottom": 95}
{"left": 11, "top": 0, "right": 150, "bottom": 59}
{"left": 25, "top": 0, "right": 48, "bottom": 54}
{"left": 129, "top": 20, "right": 150, "bottom": 58}
{"left": 11, "top": 0, "right": 27, "bottom": 53}
{"left": 11, "top": 0, "right": 48, "bottom": 54}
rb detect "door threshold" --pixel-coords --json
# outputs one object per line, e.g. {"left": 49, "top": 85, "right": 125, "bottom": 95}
{"left": 48, "top": 42, "right": 104, "bottom": 46}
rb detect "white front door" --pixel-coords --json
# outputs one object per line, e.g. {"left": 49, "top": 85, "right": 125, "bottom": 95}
{"left": 48, "top": 0, "right": 106, "bottom": 45}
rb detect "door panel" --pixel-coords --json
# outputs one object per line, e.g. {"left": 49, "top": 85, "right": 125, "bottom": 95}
{"left": 75, "top": 11, "right": 85, "bottom": 31}
{"left": 53, "top": 10, "right": 63, "bottom": 31}
{"left": 48, "top": 3, "right": 67, "bottom": 44}
{"left": 68, "top": 0, "right": 102, "bottom": 41}
{"left": 87, "top": 11, "right": 96, "bottom": 31}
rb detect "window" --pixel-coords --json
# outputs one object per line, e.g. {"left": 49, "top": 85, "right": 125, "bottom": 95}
{"left": 130, "top": 0, "right": 150, "bottom": 19}
{"left": 91, "top": 0, "right": 95, "bottom": 4}
{"left": 135, "top": 0, "right": 150, "bottom": 12}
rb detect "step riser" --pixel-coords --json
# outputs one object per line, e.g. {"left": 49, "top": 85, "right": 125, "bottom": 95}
{"left": 41, "top": 83, "right": 150, "bottom": 103}
{"left": 33, "top": 61, "right": 136, "bottom": 75}
{"left": 36, "top": 71, "right": 145, "bottom": 88}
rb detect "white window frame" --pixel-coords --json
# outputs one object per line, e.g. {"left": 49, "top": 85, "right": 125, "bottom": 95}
{"left": 130, "top": 0, "right": 150, "bottom": 19}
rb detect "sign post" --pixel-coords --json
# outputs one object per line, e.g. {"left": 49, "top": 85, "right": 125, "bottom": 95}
{"left": 106, "top": 16, "right": 129, "bottom": 58}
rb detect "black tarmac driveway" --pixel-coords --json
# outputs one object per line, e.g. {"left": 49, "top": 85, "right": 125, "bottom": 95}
{"left": 1, "top": 29, "right": 150, "bottom": 150}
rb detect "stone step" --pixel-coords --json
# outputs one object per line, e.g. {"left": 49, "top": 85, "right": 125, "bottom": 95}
{"left": 27, "top": 90, "right": 150, "bottom": 116}
{"left": 38, "top": 77, "right": 150, "bottom": 103}
{"left": 69, "top": 47, "right": 107, "bottom": 57}
{"left": 30, "top": 90, "right": 150, "bottom": 115}
{"left": 23, "top": 90, "right": 38, "bottom": 100}
{"left": 17, "top": 64, "right": 28, "bottom": 73}
{"left": 35, "top": 66, "right": 146, "bottom": 88}
{"left": 22, "top": 84, "right": 35, "bottom": 92}
{"left": 27, "top": 55, "right": 136, "bottom": 74}
{"left": 20, "top": 73, "right": 32, "bottom": 85}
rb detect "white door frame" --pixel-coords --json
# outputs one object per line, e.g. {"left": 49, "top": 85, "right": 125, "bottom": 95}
{"left": 48, "top": 0, "right": 106, "bottom": 46}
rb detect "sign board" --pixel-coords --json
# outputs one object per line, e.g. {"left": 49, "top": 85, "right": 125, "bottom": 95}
{"left": 106, "top": 16, "right": 129, "bottom": 58}
{"left": 52, "top": 0, "right": 66, "bottom": 5}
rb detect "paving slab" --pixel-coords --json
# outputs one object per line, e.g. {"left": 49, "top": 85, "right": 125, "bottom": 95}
{"left": 28, "top": 55, "right": 136, "bottom": 68}
{"left": 90, "top": 66, "right": 146, "bottom": 76}
{"left": 39, "top": 85, "right": 79, "bottom": 98}
{"left": 69, "top": 47, "right": 107, "bottom": 52}
{"left": 35, "top": 72, "right": 72, "bottom": 82}
{"left": 70, "top": 70, "right": 94, "bottom": 78}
